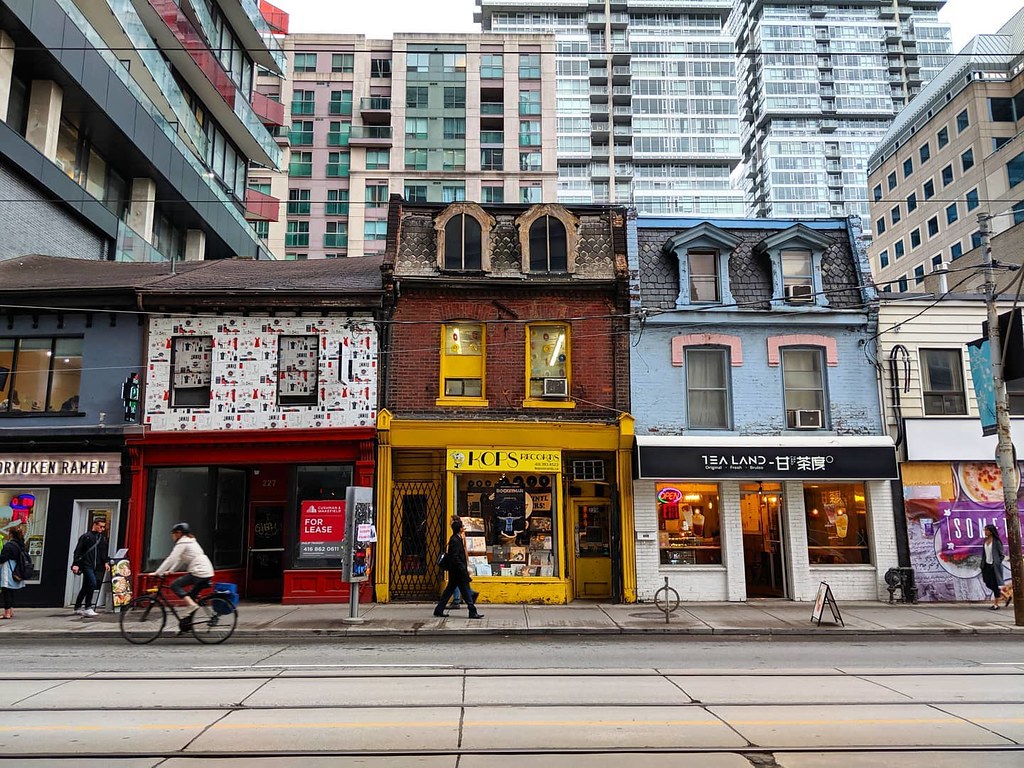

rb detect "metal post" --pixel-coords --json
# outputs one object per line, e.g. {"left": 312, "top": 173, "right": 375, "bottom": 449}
{"left": 979, "top": 213, "right": 1024, "bottom": 625}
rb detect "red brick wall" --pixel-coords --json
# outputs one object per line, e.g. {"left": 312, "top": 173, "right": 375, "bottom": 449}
{"left": 386, "top": 287, "right": 629, "bottom": 421}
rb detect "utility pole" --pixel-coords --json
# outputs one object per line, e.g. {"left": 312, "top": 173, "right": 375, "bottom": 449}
{"left": 979, "top": 212, "right": 1024, "bottom": 625}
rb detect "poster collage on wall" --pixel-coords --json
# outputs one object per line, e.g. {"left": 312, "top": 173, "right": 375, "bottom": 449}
{"left": 145, "top": 316, "right": 377, "bottom": 431}
{"left": 903, "top": 461, "right": 1018, "bottom": 601}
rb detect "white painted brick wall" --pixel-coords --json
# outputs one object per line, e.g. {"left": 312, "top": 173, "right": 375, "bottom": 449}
{"left": 783, "top": 480, "right": 814, "bottom": 601}
{"left": 633, "top": 479, "right": 899, "bottom": 603}
{"left": 634, "top": 480, "right": 729, "bottom": 601}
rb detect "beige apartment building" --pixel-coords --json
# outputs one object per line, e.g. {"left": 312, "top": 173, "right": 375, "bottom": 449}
{"left": 250, "top": 33, "right": 558, "bottom": 260}
{"left": 867, "top": 8, "right": 1024, "bottom": 293}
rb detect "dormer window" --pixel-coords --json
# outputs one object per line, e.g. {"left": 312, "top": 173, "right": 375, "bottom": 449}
{"left": 529, "top": 217, "right": 567, "bottom": 272}
{"left": 755, "top": 225, "right": 833, "bottom": 309}
{"left": 782, "top": 249, "right": 814, "bottom": 303}
{"left": 688, "top": 251, "right": 720, "bottom": 303}
{"left": 662, "top": 223, "right": 740, "bottom": 308}
{"left": 435, "top": 203, "right": 495, "bottom": 272}
{"left": 516, "top": 204, "right": 580, "bottom": 274}
{"left": 444, "top": 215, "right": 482, "bottom": 270}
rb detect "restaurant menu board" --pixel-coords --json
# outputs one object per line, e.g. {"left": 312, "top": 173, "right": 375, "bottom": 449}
{"left": 278, "top": 335, "right": 319, "bottom": 401}
{"left": 299, "top": 500, "right": 345, "bottom": 559}
{"left": 903, "top": 461, "right": 1020, "bottom": 601}
{"left": 111, "top": 558, "right": 133, "bottom": 608}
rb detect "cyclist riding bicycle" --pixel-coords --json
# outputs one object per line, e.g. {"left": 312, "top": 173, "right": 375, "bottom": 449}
{"left": 151, "top": 522, "right": 214, "bottom": 629}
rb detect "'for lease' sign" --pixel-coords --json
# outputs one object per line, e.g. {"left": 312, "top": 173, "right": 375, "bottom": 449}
{"left": 299, "top": 500, "right": 345, "bottom": 558}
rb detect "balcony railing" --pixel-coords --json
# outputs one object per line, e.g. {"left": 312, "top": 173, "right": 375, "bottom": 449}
{"left": 288, "top": 161, "right": 312, "bottom": 177}
{"left": 481, "top": 102, "right": 504, "bottom": 116}
{"left": 53, "top": 0, "right": 269, "bottom": 252}
{"left": 260, "top": 0, "right": 288, "bottom": 32}
{"left": 324, "top": 234, "right": 348, "bottom": 248}
{"left": 114, "top": 220, "right": 169, "bottom": 263}
{"left": 251, "top": 91, "right": 285, "bottom": 127}
{"left": 360, "top": 97, "right": 392, "bottom": 111}
{"left": 244, "top": 188, "right": 280, "bottom": 221}
{"left": 348, "top": 126, "right": 393, "bottom": 145}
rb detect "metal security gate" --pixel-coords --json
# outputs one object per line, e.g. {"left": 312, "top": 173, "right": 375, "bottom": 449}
{"left": 389, "top": 481, "right": 444, "bottom": 600}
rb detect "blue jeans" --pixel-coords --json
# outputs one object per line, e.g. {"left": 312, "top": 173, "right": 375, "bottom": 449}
{"left": 74, "top": 566, "right": 100, "bottom": 610}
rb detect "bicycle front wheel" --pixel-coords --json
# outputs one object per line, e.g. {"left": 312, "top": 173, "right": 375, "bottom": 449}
{"left": 191, "top": 594, "right": 237, "bottom": 644}
{"left": 119, "top": 596, "right": 167, "bottom": 644}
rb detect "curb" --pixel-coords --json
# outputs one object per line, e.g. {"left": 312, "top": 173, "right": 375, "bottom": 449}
{"left": 1, "top": 625, "right": 1020, "bottom": 641}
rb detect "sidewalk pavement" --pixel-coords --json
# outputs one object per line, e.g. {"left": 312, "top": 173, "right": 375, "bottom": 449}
{"left": 1, "top": 599, "right": 1021, "bottom": 640}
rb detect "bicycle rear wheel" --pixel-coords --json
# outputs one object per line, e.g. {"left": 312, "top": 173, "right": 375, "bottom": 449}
{"left": 119, "top": 596, "right": 167, "bottom": 644}
{"left": 191, "top": 594, "right": 237, "bottom": 644}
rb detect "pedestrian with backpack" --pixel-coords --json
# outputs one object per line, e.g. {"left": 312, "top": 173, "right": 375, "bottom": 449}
{"left": 71, "top": 518, "right": 110, "bottom": 617}
{"left": 0, "top": 523, "right": 30, "bottom": 619}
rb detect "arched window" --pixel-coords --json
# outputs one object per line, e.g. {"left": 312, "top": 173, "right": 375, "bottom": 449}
{"left": 528, "top": 216, "right": 568, "bottom": 272}
{"left": 443, "top": 214, "right": 483, "bottom": 270}
{"left": 435, "top": 204, "right": 494, "bottom": 272}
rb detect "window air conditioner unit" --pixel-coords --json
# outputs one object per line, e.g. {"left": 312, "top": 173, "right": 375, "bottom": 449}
{"left": 542, "top": 377, "right": 569, "bottom": 398}
{"left": 793, "top": 409, "right": 824, "bottom": 429}
{"left": 784, "top": 284, "right": 814, "bottom": 302}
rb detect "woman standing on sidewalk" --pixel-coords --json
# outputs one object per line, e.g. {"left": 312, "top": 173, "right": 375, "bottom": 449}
{"left": 0, "top": 524, "right": 28, "bottom": 619}
{"left": 981, "top": 524, "right": 1012, "bottom": 610}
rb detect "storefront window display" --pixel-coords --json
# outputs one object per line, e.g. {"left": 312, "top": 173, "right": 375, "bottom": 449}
{"left": 0, "top": 488, "right": 48, "bottom": 583}
{"left": 804, "top": 482, "right": 870, "bottom": 565}
{"left": 146, "top": 468, "right": 245, "bottom": 570}
{"left": 656, "top": 483, "right": 721, "bottom": 565}
{"left": 294, "top": 464, "right": 353, "bottom": 568}
{"left": 453, "top": 474, "right": 558, "bottom": 577}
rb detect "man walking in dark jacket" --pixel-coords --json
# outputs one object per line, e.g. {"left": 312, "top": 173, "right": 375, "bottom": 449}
{"left": 434, "top": 518, "right": 483, "bottom": 619}
{"left": 71, "top": 518, "right": 110, "bottom": 617}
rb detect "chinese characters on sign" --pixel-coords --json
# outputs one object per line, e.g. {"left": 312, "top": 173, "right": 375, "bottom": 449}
{"left": 701, "top": 454, "right": 835, "bottom": 472}
{"left": 636, "top": 443, "right": 898, "bottom": 481}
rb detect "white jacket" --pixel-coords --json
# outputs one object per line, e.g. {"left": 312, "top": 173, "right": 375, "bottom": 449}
{"left": 154, "top": 535, "right": 214, "bottom": 578}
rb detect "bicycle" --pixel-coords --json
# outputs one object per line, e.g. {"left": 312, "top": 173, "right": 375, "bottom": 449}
{"left": 119, "top": 576, "right": 238, "bottom": 645}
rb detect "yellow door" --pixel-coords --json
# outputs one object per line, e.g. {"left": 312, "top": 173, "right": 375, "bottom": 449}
{"left": 573, "top": 500, "right": 612, "bottom": 599}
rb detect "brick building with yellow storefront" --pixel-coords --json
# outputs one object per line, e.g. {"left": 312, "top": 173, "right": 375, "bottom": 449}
{"left": 375, "top": 198, "right": 636, "bottom": 604}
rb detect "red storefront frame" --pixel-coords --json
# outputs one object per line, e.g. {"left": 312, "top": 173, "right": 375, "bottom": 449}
{"left": 126, "top": 427, "right": 375, "bottom": 605}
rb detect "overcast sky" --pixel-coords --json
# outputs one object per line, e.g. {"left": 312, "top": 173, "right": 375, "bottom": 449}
{"left": 271, "top": 0, "right": 1021, "bottom": 50}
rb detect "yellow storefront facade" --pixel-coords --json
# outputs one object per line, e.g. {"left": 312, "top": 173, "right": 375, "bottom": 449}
{"left": 375, "top": 410, "right": 637, "bottom": 604}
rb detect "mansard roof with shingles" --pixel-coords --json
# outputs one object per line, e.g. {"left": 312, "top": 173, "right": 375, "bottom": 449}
{"left": 388, "top": 200, "right": 627, "bottom": 284}
{"left": 635, "top": 217, "right": 867, "bottom": 312}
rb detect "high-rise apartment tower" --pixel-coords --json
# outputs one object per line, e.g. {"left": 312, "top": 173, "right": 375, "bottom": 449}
{"left": 477, "top": 0, "right": 953, "bottom": 222}
{"left": 732, "top": 0, "right": 953, "bottom": 220}
{"left": 253, "top": 33, "right": 558, "bottom": 259}
{"left": 477, "top": 0, "right": 744, "bottom": 216}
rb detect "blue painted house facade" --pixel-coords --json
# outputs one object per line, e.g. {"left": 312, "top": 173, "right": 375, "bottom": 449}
{"left": 630, "top": 217, "right": 900, "bottom": 603}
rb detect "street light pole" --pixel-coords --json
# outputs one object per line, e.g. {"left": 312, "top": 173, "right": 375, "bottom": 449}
{"left": 979, "top": 213, "right": 1024, "bottom": 625}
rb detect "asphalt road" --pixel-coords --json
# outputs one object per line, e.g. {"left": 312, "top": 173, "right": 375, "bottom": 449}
{"left": 1, "top": 637, "right": 1021, "bottom": 767}
{"left": 3, "top": 634, "right": 1024, "bottom": 672}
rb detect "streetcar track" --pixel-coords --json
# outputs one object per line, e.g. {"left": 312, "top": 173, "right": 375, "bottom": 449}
{"left": 2, "top": 745, "right": 1023, "bottom": 760}
{"left": 3, "top": 699, "right": 1024, "bottom": 712}
{"left": 4, "top": 668, "right": 1023, "bottom": 681}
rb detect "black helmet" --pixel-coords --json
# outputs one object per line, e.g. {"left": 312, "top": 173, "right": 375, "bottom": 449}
{"left": 171, "top": 522, "right": 191, "bottom": 535}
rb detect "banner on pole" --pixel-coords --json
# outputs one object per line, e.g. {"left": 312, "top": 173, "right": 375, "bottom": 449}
{"left": 967, "top": 337, "right": 997, "bottom": 437}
